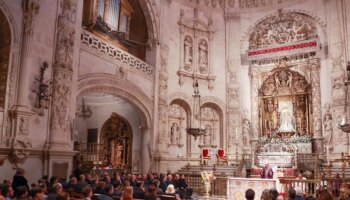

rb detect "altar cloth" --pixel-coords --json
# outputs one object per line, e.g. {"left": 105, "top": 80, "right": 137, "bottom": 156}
{"left": 227, "top": 177, "right": 276, "bottom": 200}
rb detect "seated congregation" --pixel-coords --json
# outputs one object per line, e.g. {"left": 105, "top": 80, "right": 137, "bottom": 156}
{"left": 0, "top": 168, "right": 193, "bottom": 200}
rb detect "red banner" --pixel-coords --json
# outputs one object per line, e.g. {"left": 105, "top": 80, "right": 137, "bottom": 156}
{"left": 248, "top": 41, "right": 317, "bottom": 56}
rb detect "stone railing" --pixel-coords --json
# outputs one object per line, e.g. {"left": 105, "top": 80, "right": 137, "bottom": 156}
{"left": 80, "top": 30, "right": 154, "bottom": 78}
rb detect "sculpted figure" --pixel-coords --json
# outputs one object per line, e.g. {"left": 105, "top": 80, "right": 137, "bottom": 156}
{"left": 323, "top": 114, "right": 333, "bottom": 147}
{"left": 242, "top": 119, "right": 251, "bottom": 145}
{"left": 198, "top": 40, "right": 208, "bottom": 71}
{"left": 184, "top": 36, "right": 193, "bottom": 69}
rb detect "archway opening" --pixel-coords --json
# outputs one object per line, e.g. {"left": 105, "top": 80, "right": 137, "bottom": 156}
{"left": 74, "top": 93, "right": 144, "bottom": 173}
{"left": 0, "top": 8, "right": 11, "bottom": 109}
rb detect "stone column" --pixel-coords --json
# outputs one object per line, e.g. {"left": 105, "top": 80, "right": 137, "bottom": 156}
{"left": 328, "top": 0, "right": 349, "bottom": 154}
{"left": 9, "top": 0, "right": 39, "bottom": 149}
{"left": 249, "top": 69, "right": 260, "bottom": 151}
{"left": 157, "top": 44, "right": 169, "bottom": 153}
{"left": 49, "top": 0, "right": 78, "bottom": 150}
{"left": 225, "top": 11, "right": 242, "bottom": 156}
{"left": 142, "top": 128, "right": 151, "bottom": 173}
{"left": 310, "top": 61, "right": 323, "bottom": 155}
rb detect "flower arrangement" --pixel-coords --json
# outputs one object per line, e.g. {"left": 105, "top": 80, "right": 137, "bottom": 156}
{"left": 289, "top": 134, "right": 312, "bottom": 143}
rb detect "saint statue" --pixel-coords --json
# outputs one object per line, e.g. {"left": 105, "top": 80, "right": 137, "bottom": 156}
{"left": 112, "top": 141, "right": 123, "bottom": 166}
{"left": 323, "top": 113, "right": 333, "bottom": 147}
{"left": 203, "top": 125, "right": 212, "bottom": 146}
{"left": 170, "top": 123, "right": 179, "bottom": 144}
{"left": 198, "top": 40, "right": 208, "bottom": 71}
{"left": 184, "top": 36, "right": 193, "bottom": 69}
{"left": 278, "top": 107, "right": 295, "bottom": 132}
{"left": 242, "top": 119, "right": 251, "bottom": 145}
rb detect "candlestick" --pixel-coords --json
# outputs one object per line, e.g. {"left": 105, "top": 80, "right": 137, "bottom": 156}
{"left": 235, "top": 127, "right": 238, "bottom": 139}
{"left": 326, "top": 146, "right": 330, "bottom": 165}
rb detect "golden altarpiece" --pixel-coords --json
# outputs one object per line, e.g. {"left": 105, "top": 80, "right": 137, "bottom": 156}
{"left": 259, "top": 65, "right": 312, "bottom": 139}
{"left": 99, "top": 113, "right": 132, "bottom": 168}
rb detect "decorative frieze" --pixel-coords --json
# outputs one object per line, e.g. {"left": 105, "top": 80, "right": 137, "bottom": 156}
{"left": 81, "top": 30, "right": 154, "bottom": 78}
{"left": 239, "top": 0, "right": 284, "bottom": 8}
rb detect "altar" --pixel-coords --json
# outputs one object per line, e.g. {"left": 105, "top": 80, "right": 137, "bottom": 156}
{"left": 227, "top": 178, "right": 276, "bottom": 200}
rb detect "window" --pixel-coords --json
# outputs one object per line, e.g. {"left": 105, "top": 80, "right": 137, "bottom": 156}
{"left": 121, "top": 15, "right": 128, "bottom": 32}
{"left": 87, "top": 128, "right": 98, "bottom": 143}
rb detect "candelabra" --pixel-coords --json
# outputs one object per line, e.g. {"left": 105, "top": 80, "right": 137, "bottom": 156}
{"left": 76, "top": 98, "right": 92, "bottom": 119}
{"left": 32, "top": 61, "right": 51, "bottom": 115}
{"left": 187, "top": 80, "right": 206, "bottom": 139}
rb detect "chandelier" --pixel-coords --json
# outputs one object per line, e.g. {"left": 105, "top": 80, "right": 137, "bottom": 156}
{"left": 338, "top": 62, "right": 350, "bottom": 133}
{"left": 187, "top": 80, "right": 206, "bottom": 139}
{"left": 76, "top": 98, "right": 92, "bottom": 119}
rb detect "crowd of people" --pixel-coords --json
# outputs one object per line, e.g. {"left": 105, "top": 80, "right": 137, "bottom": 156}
{"left": 244, "top": 186, "right": 347, "bottom": 200}
{"left": 0, "top": 167, "right": 193, "bottom": 200}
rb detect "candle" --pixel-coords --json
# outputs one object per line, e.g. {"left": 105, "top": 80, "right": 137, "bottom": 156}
{"left": 326, "top": 146, "right": 330, "bottom": 165}
{"left": 235, "top": 128, "right": 238, "bottom": 139}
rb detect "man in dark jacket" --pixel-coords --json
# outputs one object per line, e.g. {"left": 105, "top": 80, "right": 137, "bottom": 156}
{"left": 12, "top": 168, "right": 29, "bottom": 195}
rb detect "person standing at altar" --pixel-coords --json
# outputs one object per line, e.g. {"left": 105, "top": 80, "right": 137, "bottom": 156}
{"left": 260, "top": 164, "right": 274, "bottom": 179}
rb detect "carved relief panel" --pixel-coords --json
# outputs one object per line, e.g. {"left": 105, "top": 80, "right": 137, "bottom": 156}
{"left": 178, "top": 8, "right": 215, "bottom": 90}
{"left": 199, "top": 105, "right": 220, "bottom": 148}
{"left": 249, "top": 10, "right": 317, "bottom": 50}
{"left": 168, "top": 103, "right": 188, "bottom": 147}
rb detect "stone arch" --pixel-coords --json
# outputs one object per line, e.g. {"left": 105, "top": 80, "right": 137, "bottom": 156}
{"left": 240, "top": 9, "right": 327, "bottom": 51}
{"left": 0, "top": 1, "right": 20, "bottom": 44}
{"left": 168, "top": 98, "right": 191, "bottom": 146}
{"left": 138, "top": 0, "right": 159, "bottom": 44}
{"left": 77, "top": 73, "right": 152, "bottom": 129}
{"left": 0, "top": 7, "right": 11, "bottom": 109}
{"left": 168, "top": 92, "right": 192, "bottom": 106}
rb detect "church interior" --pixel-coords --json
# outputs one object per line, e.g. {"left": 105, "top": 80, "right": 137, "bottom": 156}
{"left": 1, "top": 0, "right": 350, "bottom": 199}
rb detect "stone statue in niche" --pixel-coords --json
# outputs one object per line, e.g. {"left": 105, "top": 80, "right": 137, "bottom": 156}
{"left": 198, "top": 40, "right": 208, "bottom": 73}
{"left": 184, "top": 36, "right": 193, "bottom": 70}
{"left": 323, "top": 112, "right": 333, "bottom": 148}
{"left": 170, "top": 123, "right": 179, "bottom": 144}
{"left": 203, "top": 124, "right": 212, "bottom": 146}
{"left": 242, "top": 119, "right": 251, "bottom": 145}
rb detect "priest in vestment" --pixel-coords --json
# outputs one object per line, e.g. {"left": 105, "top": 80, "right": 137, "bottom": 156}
{"left": 260, "top": 164, "right": 274, "bottom": 179}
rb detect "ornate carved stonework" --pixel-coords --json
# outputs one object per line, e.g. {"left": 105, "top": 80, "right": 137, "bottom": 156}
{"left": 168, "top": 103, "right": 187, "bottom": 147}
{"left": 22, "top": 0, "right": 39, "bottom": 35}
{"left": 185, "top": 0, "right": 234, "bottom": 9}
{"left": 51, "top": 68, "right": 72, "bottom": 131}
{"left": 50, "top": 0, "right": 77, "bottom": 146}
{"left": 81, "top": 30, "right": 154, "bottom": 78}
{"left": 116, "top": 66, "right": 127, "bottom": 79}
{"left": 226, "top": 58, "right": 241, "bottom": 151}
{"left": 239, "top": 0, "right": 284, "bottom": 8}
{"left": 199, "top": 105, "right": 220, "bottom": 148}
{"left": 158, "top": 44, "right": 169, "bottom": 145}
{"left": 260, "top": 66, "right": 309, "bottom": 96}
{"left": 249, "top": 10, "right": 317, "bottom": 50}
{"left": 178, "top": 8, "right": 215, "bottom": 90}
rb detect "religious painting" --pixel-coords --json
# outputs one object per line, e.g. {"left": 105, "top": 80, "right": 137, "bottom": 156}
{"left": 99, "top": 113, "right": 132, "bottom": 168}
{"left": 259, "top": 67, "right": 310, "bottom": 138}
